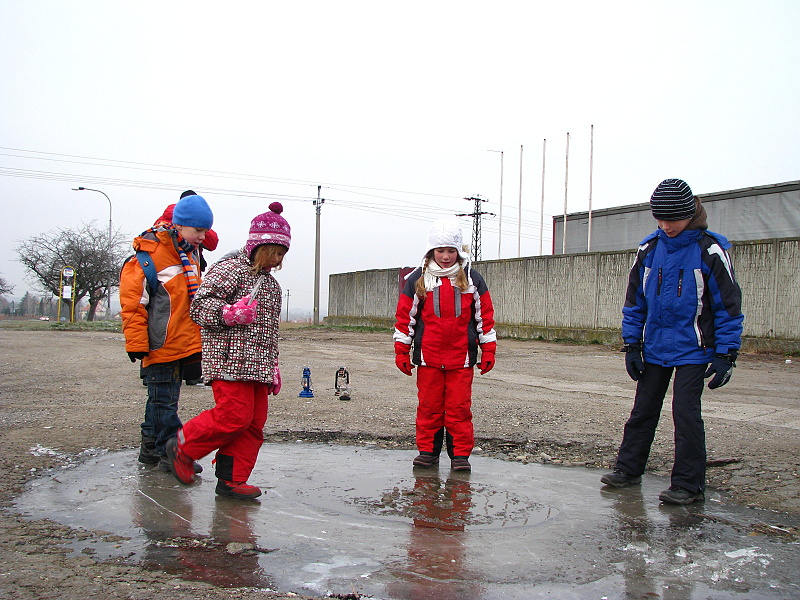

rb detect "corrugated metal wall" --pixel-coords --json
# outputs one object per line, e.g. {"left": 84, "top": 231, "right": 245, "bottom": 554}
{"left": 554, "top": 181, "right": 800, "bottom": 255}
{"left": 327, "top": 237, "right": 800, "bottom": 345}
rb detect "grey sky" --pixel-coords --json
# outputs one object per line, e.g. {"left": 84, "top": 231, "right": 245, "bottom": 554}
{"left": 2, "top": 1, "right": 798, "bottom": 311}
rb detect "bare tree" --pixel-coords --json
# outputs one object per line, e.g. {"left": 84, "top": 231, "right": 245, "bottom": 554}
{"left": 0, "top": 273, "right": 14, "bottom": 296}
{"left": 15, "top": 222, "right": 130, "bottom": 321}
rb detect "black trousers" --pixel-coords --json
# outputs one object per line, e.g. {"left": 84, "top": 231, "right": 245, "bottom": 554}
{"left": 615, "top": 362, "right": 707, "bottom": 493}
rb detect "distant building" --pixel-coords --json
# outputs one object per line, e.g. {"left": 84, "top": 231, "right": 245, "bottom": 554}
{"left": 553, "top": 180, "right": 800, "bottom": 254}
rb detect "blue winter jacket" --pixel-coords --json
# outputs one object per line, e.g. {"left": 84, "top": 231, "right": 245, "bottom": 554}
{"left": 622, "top": 228, "right": 743, "bottom": 366}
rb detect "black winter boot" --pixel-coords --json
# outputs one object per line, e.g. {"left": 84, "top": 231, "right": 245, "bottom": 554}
{"left": 138, "top": 434, "right": 160, "bottom": 465}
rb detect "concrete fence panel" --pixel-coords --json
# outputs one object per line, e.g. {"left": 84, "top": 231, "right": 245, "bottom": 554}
{"left": 327, "top": 237, "right": 800, "bottom": 351}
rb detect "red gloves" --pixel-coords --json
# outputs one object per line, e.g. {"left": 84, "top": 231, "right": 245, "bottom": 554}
{"left": 222, "top": 295, "right": 257, "bottom": 326}
{"left": 478, "top": 351, "right": 495, "bottom": 374}
{"left": 395, "top": 342, "right": 414, "bottom": 376}
{"left": 478, "top": 342, "right": 496, "bottom": 374}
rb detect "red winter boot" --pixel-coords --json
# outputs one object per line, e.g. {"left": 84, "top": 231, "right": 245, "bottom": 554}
{"left": 215, "top": 479, "right": 262, "bottom": 499}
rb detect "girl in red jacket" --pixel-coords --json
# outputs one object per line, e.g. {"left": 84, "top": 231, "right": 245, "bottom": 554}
{"left": 394, "top": 219, "right": 497, "bottom": 471}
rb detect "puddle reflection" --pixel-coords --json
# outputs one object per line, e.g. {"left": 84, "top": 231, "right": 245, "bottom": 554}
{"left": 605, "top": 485, "right": 697, "bottom": 599}
{"left": 386, "top": 474, "right": 485, "bottom": 600}
{"left": 132, "top": 469, "right": 275, "bottom": 589}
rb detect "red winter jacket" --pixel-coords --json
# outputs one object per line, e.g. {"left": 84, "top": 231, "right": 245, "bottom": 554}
{"left": 394, "top": 267, "right": 496, "bottom": 369}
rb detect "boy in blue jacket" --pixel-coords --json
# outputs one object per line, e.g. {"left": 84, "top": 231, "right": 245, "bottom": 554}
{"left": 601, "top": 179, "right": 744, "bottom": 504}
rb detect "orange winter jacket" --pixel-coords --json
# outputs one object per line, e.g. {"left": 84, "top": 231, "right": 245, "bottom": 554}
{"left": 119, "top": 228, "right": 202, "bottom": 367}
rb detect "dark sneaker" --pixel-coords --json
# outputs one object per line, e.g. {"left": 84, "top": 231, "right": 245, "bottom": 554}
{"left": 412, "top": 453, "right": 440, "bottom": 468}
{"left": 165, "top": 436, "right": 195, "bottom": 484}
{"left": 451, "top": 456, "right": 471, "bottom": 472}
{"left": 659, "top": 486, "right": 705, "bottom": 505}
{"left": 600, "top": 470, "right": 642, "bottom": 488}
{"left": 216, "top": 480, "right": 262, "bottom": 499}
{"left": 158, "top": 457, "right": 203, "bottom": 474}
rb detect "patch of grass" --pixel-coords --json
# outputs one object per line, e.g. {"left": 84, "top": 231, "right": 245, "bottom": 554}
{"left": 0, "top": 319, "right": 121, "bottom": 332}
{"left": 325, "top": 324, "right": 393, "bottom": 334}
{"left": 49, "top": 321, "right": 122, "bottom": 332}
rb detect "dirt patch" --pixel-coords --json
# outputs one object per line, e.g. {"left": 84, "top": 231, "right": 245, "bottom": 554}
{"left": 0, "top": 324, "right": 798, "bottom": 598}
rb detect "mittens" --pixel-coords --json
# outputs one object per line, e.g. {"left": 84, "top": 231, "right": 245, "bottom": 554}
{"left": 222, "top": 295, "right": 258, "bottom": 326}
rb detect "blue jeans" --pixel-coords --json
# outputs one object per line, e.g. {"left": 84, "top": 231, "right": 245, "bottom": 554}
{"left": 141, "top": 360, "right": 184, "bottom": 456}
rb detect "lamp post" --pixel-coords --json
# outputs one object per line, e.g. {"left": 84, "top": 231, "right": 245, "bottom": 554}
{"left": 72, "top": 187, "right": 113, "bottom": 317}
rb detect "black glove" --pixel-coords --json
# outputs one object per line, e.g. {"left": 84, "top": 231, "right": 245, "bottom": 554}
{"left": 704, "top": 351, "right": 737, "bottom": 389}
{"left": 128, "top": 351, "right": 148, "bottom": 363}
{"left": 622, "top": 344, "right": 644, "bottom": 381}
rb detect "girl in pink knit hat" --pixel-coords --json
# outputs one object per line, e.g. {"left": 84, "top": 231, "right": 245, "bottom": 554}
{"left": 165, "top": 202, "right": 290, "bottom": 500}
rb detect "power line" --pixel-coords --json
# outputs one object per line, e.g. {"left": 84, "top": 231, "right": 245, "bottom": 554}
{"left": 1, "top": 146, "right": 558, "bottom": 252}
{"left": 0, "top": 146, "right": 464, "bottom": 201}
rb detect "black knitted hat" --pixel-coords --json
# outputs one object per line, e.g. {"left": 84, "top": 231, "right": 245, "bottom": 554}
{"left": 650, "top": 179, "right": 696, "bottom": 221}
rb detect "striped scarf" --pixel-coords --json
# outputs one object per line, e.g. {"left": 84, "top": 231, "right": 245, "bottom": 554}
{"left": 175, "top": 236, "right": 200, "bottom": 300}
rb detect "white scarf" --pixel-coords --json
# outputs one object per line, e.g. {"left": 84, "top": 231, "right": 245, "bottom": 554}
{"left": 423, "top": 261, "right": 462, "bottom": 292}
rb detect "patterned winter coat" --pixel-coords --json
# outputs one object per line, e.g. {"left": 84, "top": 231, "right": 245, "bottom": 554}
{"left": 189, "top": 250, "right": 281, "bottom": 383}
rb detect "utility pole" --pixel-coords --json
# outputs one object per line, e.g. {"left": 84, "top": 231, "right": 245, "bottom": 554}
{"left": 313, "top": 186, "right": 324, "bottom": 326}
{"left": 284, "top": 289, "right": 290, "bottom": 322}
{"left": 457, "top": 196, "right": 494, "bottom": 262}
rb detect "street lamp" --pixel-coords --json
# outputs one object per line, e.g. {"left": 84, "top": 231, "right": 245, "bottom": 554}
{"left": 72, "top": 187, "right": 113, "bottom": 317}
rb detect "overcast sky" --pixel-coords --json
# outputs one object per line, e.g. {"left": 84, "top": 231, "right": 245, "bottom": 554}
{"left": 2, "top": 1, "right": 799, "bottom": 313}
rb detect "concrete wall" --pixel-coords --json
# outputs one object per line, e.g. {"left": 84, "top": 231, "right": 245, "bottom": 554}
{"left": 326, "top": 237, "right": 800, "bottom": 353}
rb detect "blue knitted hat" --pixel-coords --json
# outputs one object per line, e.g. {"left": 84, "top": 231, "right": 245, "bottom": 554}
{"left": 172, "top": 194, "right": 214, "bottom": 229}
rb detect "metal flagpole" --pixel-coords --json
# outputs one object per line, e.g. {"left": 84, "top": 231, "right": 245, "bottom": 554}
{"left": 517, "top": 144, "right": 523, "bottom": 257}
{"left": 539, "top": 139, "right": 546, "bottom": 255}
{"left": 562, "top": 132, "right": 569, "bottom": 255}
{"left": 588, "top": 124, "right": 594, "bottom": 252}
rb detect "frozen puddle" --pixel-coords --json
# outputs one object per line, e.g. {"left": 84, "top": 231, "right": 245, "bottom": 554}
{"left": 14, "top": 443, "right": 800, "bottom": 599}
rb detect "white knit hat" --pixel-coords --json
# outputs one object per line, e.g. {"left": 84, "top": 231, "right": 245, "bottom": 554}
{"left": 424, "top": 219, "right": 470, "bottom": 262}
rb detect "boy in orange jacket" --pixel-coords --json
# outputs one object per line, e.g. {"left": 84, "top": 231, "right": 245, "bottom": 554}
{"left": 120, "top": 193, "right": 213, "bottom": 470}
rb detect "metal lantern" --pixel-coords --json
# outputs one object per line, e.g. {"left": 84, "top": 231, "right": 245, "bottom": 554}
{"left": 334, "top": 366, "right": 351, "bottom": 401}
{"left": 299, "top": 366, "right": 314, "bottom": 398}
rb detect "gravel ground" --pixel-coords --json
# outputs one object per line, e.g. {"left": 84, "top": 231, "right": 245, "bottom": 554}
{"left": 0, "top": 323, "right": 798, "bottom": 599}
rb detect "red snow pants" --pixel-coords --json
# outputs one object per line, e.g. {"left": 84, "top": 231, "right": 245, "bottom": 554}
{"left": 180, "top": 380, "right": 269, "bottom": 483}
{"left": 415, "top": 366, "right": 474, "bottom": 457}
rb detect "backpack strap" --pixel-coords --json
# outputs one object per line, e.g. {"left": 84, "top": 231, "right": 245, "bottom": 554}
{"left": 135, "top": 250, "right": 160, "bottom": 296}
